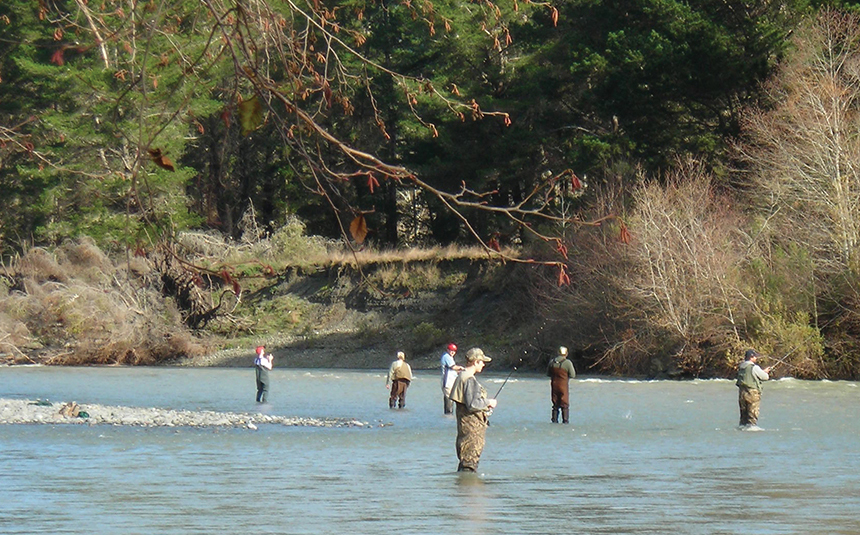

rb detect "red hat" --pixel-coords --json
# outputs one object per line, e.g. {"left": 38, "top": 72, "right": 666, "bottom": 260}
{"left": 447, "top": 343, "right": 457, "bottom": 352}
{"left": 256, "top": 346, "right": 265, "bottom": 354}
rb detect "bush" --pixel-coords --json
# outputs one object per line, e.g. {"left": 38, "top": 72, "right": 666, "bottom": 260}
{"left": 411, "top": 322, "right": 446, "bottom": 353}
{"left": 0, "top": 240, "right": 211, "bottom": 365}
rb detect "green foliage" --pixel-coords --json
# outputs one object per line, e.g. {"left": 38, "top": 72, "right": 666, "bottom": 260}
{"left": 411, "top": 321, "right": 446, "bottom": 353}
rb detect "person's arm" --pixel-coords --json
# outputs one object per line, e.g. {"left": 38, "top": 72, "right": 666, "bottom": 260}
{"left": 753, "top": 364, "right": 770, "bottom": 381}
{"left": 566, "top": 360, "right": 576, "bottom": 379}
{"left": 386, "top": 363, "right": 395, "bottom": 387}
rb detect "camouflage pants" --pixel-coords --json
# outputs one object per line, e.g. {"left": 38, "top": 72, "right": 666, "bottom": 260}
{"left": 738, "top": 387, "right": 761, "bottom": 426}
{"left": 455, "top": 405, "right": 488, "bottom": 472}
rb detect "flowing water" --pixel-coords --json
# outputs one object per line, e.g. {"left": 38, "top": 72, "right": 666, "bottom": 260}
{"left": 0, "top": 366, "right": 858, "bottom": 535}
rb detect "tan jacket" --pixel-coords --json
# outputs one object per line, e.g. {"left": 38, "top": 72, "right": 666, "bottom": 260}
{"left": 387, "top": 360, "right": 413, "bottom": 384}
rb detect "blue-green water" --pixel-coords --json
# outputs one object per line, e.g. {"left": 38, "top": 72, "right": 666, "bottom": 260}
{"left": 1, "top": 367, "right": 858, "bottom": 534}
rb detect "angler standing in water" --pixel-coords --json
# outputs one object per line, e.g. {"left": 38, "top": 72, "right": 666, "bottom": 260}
{"left": 736, "top": 348, "right": 773, "bottom": 428}
{"left": 386, "top": 351, "right": 413, "bottom": 409}
{"left": 441, "top": 343, "right": 464, "bottom": 415}
{"left": 254, "top": 345, "right": 274, "bottom": 403}
{"left": 448, "top": 348, "right": 497, "bottom": 473}
{"left": 547, "top": 346, "right": 576, "bottom": 424}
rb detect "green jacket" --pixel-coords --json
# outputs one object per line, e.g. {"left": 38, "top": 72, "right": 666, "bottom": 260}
{"left": 736, "top": 360, "right": 768, "bottom": 392}
{"left": 547, "top": 356, "right": 576, "bottom": 380}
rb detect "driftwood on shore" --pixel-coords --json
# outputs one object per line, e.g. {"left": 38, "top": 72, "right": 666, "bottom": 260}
{"left": 0, "top": 398, "right": 372, "bottom": 429}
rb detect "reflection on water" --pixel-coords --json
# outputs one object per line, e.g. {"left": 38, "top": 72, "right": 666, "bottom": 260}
{"left": 0, "top": 367, "right": 858, "bottom": 535}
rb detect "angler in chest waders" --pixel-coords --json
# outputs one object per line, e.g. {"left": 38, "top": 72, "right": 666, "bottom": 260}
{"left": 547, "top": 346, "right": 576, "bottom": 424}
{"left": 254, "top": 345, "right": 274, "bottom": 403}
{"left": 448, "top": 348, "right": 497, "bottom": 472}
{"left": 386, "top": 351, "right": 413, "bottom": 409}
{"left": 736, "top": 349, "right": 773, "bottom": 428}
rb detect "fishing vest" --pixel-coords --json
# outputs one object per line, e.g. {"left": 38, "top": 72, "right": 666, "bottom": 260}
{"left": 736, "top": 361, "right": 762, "bottom": 391}
{"left": 392, "top": 361, "right": 412, "bottom": 381}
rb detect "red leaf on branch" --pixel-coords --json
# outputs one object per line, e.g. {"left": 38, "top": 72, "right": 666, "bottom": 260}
{"left": 50, "top": 48, "right": 65, "bottom": 66}
{"left": 147, "top": 148, "right": 175, "bottom": 171}
{"left": 557, "top": 265, "right": 571, "bottom": 286}
{"left": 488, "top": 236, "right": 501, "bottom": 251}
{"left": 323, "top": 82, "right": 332, "bottom": 108}
{"left": 550, "top": 7, "right": 559, "bottom": 26}
{"left": 367, "top": 173, "right": 380, "bottom": 193}
{"left": 571, "top": 173, "right": 582, "bottom": 190}
{"left": 555, "top": 239, "right": 568, "bottom": 259}
{"left": 232, "top": 279, "right": 241, "bottom": 296}
{"left": 619, "top": 223, "right": 632, "bottom": 244}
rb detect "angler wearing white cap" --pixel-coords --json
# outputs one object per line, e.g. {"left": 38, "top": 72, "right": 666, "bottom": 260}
{"left": 547, "top": 346, "right": 576, "bottom": 424}
{"left": 386, "top": 351, "right": 413, "bottom": 409}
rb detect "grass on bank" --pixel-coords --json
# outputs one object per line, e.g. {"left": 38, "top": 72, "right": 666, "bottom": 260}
{"left": 0, "top": 222, "right": 509, "bottom": 365}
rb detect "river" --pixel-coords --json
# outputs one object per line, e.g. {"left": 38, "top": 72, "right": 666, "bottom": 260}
{"left": 0, "top": 366, "right": 858, "bottom": 534}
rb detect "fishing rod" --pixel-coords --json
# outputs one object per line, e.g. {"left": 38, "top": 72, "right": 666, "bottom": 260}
{"left": 764, "top": 346, "right": 800, "bottom": 370}
{"left": 487, "top": 359, "right": 521, "bottom": 420}
{"left": 494, "top": 363, "right": 519, "bottom": 399}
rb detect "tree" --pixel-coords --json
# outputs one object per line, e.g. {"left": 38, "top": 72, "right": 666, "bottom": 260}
{"left": 1, "top": 0, "right": 576, "bottom": 262}
{"left": 735, "top": 9, "right": 860, "bottom": 376}
{"left": 739, "top": 9, "right": 860, "bottom": 275}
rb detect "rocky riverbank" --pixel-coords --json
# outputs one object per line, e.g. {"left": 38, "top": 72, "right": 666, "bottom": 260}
{"left": 0, "top": 398, "right": 373, "bottom": 428}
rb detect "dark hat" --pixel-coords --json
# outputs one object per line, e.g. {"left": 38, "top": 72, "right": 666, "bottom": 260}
{"left": 745, "top": 349, "right": 760, "bottom": 359}
{"left": 465, "top": 347, "right": 492, "bottom": 363}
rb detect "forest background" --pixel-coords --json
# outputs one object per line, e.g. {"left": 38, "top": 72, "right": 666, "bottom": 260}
{"left": 3, "top": 0, "right": 860, "bottom": 379}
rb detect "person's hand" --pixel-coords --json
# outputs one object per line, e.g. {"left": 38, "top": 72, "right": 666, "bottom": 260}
{"left": 487, "top": 398, "right": 497, "bottom": 409}
{"left": 765, "top": 366, "right": 773, "bottom": 373}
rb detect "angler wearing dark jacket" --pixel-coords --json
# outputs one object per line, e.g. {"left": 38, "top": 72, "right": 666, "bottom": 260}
{"left": 547, "top": 346, "right": 576, "bottom": 424}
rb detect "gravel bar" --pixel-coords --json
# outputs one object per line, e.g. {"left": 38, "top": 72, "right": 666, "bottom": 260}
{"left": 0, "top": 398, "right": 373, "bottom": 429}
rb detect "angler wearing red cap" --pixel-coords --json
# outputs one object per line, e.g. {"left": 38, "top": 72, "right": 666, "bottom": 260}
{"left": 440, "top": 343, "right": 464, "bottom": 414}
{"left": 254, "top": 345, "right": 274, "bottom": 403}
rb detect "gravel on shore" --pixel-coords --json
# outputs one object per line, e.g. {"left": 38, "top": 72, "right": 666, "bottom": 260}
{"left": 0, "top": 398, "right": 372, "bottom": 429}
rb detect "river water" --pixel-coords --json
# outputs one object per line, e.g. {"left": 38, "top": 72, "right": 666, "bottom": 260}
{"left": 0, "top": 366, "right": 858, "bottom": 535}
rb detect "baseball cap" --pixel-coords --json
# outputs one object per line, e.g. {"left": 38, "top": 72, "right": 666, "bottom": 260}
{"left": 465, "top": 347, "right": 492, "bottom": 363}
